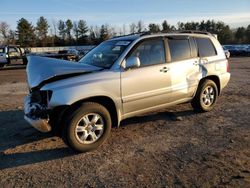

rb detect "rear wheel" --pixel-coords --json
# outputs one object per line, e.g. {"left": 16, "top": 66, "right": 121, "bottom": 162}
{"left": 191, "top": 80, "right": 218, "bottom": 112}
{"left": 63, "top": 102, "right": 111, "bottom": 152}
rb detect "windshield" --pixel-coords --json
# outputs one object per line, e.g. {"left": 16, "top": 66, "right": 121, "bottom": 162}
{"left": 79, "top": 40, "right": 131, "bottom": 68}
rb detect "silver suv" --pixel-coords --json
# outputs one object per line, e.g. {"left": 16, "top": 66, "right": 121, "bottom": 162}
{"left": 24, "top": 31, "right": 230, "bottom": 152}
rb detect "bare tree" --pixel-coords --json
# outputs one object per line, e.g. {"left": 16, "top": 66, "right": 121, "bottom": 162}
{"left": 0, "top": 22, "right": 10, "bottom": 41}
{"left": 89, "top": 25, "right": 100, "bottom": 44}
{"left": 8, "top": 29, "right": 16, "bottom": 44}
{"left": 137, "top": 20, "right": 144, "bottom": 32}
{"left": 130, "top": 23, "right": 136, "bottom": 34}
{"left": 73, "top": 21, "right": 79, "bottom": 41}
{"left": 51, "top": 19, "right": 58, "bottom": 37}
{"left": 122, "top": 24, "right": 126, "bottom": 35}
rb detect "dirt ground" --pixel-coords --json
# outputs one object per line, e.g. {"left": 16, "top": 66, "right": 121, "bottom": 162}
{"left": 0, "top": 58, "right": 249, "bottom": 187}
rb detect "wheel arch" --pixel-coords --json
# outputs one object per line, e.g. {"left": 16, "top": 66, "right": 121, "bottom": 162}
{"left": 50, "top": 95, "right": 120, "bottom": 135}
{"left": 198, "top": 75, "right": 221, "bottom": 96}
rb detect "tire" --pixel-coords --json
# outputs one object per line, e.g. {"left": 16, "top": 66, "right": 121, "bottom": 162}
{"left": 63, "top": 102, "right": 112, "bottom": 152}
{"left": 23, "top": 58, "right": 28, "bottom": 65}
{"left": 191, "top": 79, "right": 218, "bottom": 112}
{"left": 0, "top": 63, "right": 7, "bottom": 68}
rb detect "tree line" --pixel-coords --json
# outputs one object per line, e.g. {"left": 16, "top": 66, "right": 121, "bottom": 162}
{"left": 0, "top": 17, "right": 249, "bottom": 47}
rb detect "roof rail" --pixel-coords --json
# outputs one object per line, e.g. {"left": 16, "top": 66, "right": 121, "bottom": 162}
{"left": 111, "top": 31, "right": 151, "bottom": 39}
{"left": 111, "top": 30, "right": 218, "bottom": 39}
{"left": 177, "top": 30, "right": 218, "bottom": 38}
{"left": 177, "top": 30, "right": 212, "bottom": 35}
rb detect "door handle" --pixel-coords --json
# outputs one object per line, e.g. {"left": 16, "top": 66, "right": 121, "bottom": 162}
{"left": 160, "top": 67, "right": 169, "bottom": 73}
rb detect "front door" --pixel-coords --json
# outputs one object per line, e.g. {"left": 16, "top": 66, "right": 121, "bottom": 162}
{"left": 8, "top": 46, "right": 23, "bottom": 65}
{"left": 121, "top": 38, "right": 172, "bottom": 115}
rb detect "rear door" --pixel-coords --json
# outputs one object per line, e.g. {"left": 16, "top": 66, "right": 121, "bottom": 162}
{"left": 166, "top": 36, "right": 200, "bottom": 100}
{"left": 121, "top": 38, "right": 172, "bottom": 115}
{"left": 195, "top": 37, "right": 220, "bottom": 75}
{"left": 195, "top": 37, "right": 218, "bottom": 65}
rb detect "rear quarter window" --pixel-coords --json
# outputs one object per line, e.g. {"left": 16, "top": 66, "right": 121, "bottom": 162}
{"left": 196, "top": 38, "right": 217, "bottom": 57}
{"left": 168, "top": 39, "right": 191, "bottom": 62}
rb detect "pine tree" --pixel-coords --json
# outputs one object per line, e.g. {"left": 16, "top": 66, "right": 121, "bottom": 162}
{"left": 162, "top": 20, "right": 171, "bottom": 32}
{"left": 36, "top": 16, "right": 49, "bottom": 46}
{"left": 65, "top": 19, "right": 73, "bottom": 40}
{"left": 58, "top": 20, "right": 66, "bottom": 40}
{"left": 148, "top": 23, "right": 160, "bottom": 33}
{"left": 16, "top": 18, "right": 36, "bottom": 47}
{"left": 99, "top": 24, "right": 110, "bottom": 42}
{"left": 78, "top": 20, "right": 88, "bottom": 38}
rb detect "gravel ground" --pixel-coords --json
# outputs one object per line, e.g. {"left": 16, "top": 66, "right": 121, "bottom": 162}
{"left": 0, "top": 58, "right": 249, "bottom": 187}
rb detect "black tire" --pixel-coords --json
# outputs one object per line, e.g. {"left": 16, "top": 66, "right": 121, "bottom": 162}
{"left": 191, "top": 79, "right": 218, "bottom": 112}
{"left": 23, "top": 58, "right": 28, "bottom": 65}
{"left": 0, "top": 63, "right": 7, "bottom": 68}
{"left": 63, "top": 102, "right": 111, "bottom": 152}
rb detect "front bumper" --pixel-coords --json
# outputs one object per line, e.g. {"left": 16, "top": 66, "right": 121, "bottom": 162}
{"left": 24, "top": 95, "right": 51, "bottom": 133}
{"left": 24, "top": 115, "right": 51, "bottom": 132}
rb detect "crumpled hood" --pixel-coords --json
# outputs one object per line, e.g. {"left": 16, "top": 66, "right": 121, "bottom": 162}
{"left": 27, "top": 56, "right": 102, "bottom": 88}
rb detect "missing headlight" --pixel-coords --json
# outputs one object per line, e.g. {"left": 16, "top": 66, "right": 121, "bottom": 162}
{"left": 30, "top": 90, "right": 52, "bottom": 106}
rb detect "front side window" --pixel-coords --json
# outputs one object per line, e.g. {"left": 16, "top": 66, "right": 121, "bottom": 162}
{"left": 168, "top": 39, "right": 191, "bottom": 62}
{"left": 8, "top": 47, "right": 20, "bottom": 57}
{"left": 79, "top": 40, "right": 131, "bottom": 68}
{"left": 196, "top": 38, "right": 217, "bottom": 57}
{"left": 128, "top": 39, "right": 166, "bottom": 67}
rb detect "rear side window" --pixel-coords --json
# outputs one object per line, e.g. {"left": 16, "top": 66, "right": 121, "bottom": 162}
{"left": 196, "top": 38, "right": 217, "bottom": 57}
{"left": 168, "top": 39, "right": 191, "bottom": 62}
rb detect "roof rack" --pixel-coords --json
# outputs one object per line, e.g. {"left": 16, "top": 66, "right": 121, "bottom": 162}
{"left": 178, "top": 30, "right": 211, "bottom": 34}
{"left": 111, "top": 31, "right": 152, "bottom": 39}
{"left": 111, "top": 30, "right": 218, "bottom": 39}
{"left": 176, "top": 30, "right": 217, "bottom": 38}
{"left": 178, "top": 30, "right": 218, "bottom": 39}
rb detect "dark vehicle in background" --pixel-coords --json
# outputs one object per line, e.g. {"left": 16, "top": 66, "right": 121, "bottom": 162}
{"left": 0, "top": 45, "right": 28, "bottom": 67}
{"left": 223, "top": 45, "right": 250, "bottom": 57}
{"left": 35, "top": 48, "right": 80, "bottom": 61}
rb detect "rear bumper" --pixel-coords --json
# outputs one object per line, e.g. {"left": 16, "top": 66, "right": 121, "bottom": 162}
{"left": 219, "top": 72, "right": 231, "bottom": 91}
{"left": 24, "top": 115, "right": 51, "bottom": 132}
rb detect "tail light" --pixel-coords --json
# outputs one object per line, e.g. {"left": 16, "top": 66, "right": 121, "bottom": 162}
{"left": 226, "top": 60, "right": 230, "bottom": 72}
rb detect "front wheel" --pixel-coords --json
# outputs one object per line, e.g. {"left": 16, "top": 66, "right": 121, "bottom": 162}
{"left": 63, "top": 102, "right": 112, "bottom": 152}
{"left": 191, "top": 80, "right": 218, "bottom": 112}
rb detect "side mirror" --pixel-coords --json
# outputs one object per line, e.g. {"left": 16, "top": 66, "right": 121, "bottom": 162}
{"left": 124, "top": 57, "right": 140, "bottom": 70}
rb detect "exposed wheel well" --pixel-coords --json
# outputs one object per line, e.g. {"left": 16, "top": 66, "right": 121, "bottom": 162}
{"left": 50, "top": 96, "right": 119, "bottom": 135}
{"left": 199, "top": 76, "right": 221, "bottom": 95}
